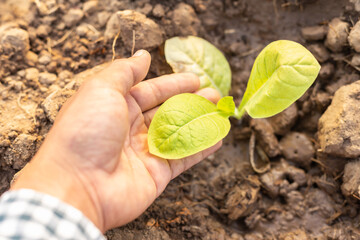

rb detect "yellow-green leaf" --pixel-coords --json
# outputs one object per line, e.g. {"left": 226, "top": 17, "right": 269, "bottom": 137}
{"left": 165, "top": 36, "right": 231, "bottom": 97}
{"left": 148, "top": 93, "right": 234, "bottom": 159}
{"left": 237, "top": 40, "right": 321, "bottom": 119}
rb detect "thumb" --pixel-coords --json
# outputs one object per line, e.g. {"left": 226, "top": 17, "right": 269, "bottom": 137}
{"left": 92, "top": 50, "right": 151, "bottom": 95}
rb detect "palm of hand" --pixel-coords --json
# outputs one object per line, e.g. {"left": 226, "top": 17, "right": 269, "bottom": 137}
{"left": 14, "top": 52, "right": 221, "bottom": 231}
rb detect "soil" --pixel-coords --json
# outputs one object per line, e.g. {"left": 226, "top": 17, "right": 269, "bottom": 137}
{"left": 1, "top": 0, "right": 360, "bottom": 239}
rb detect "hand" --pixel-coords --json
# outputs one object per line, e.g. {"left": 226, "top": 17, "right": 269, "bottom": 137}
{"left": 11, "top": 50, "right": 221, "bottom": 232}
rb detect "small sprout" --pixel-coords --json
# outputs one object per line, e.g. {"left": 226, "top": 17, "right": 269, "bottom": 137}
{"left": 148, "top": 37, "right": 320, "bottom": 159}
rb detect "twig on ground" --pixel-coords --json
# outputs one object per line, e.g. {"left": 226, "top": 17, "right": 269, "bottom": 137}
{"left": 112, "top": 30, "right": 120, "bottom": 62}
{"left": 52, "top": 30, "right": 73, "bottom": 47}
{"left": 240, "top": 46, "right": 263, "bottom": 58}
{"left": 131, "top": 30, "right": 136, "bottom": 56}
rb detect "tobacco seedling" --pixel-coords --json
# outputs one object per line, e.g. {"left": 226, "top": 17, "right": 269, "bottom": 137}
{"left": 148, "top": 36, "right": 320, "bottom": 159}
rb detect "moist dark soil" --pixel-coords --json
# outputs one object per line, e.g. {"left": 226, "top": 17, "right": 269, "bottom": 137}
{"left": 1, "top": 0, "right": 360, "bottom": 239}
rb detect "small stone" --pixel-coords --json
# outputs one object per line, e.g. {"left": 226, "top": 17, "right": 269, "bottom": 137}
{"left": 38, "top": 52, "right": 52, "bottom": 65}
{"left": 97, "top": 11, "right": 111, "bottom": 28}
{"left": 83, "top": 0, "right": 98, "bottom": 14}
{"left": 280, "top": 132, "right": 315, "bottom": 167}
{"left": 76, "top": 24, "right": 88, "bottom": 37}
{"left": 0, "top": 27, "right": 29, "bottom": 56}
{"left": 268, "top": 103, "right": 298, "bottom": 136}
{"left": 250, "top": 119, "right": 280, "bottom": 157}
{"left": 349, "top": 21, "right": 360, "bottom": 52}
{"left": 351, "top": 54, "right": 360, "bottom": 66}
{"left": 315, "top": 91, "right": 332, "bottom": 110}
{"left": 318, "top": 62, "right": 335, "bottom": 81}
{"left": 325, "top": 18, "right": 349, "bottom": 52}
{"left": 58, "top": 70, "right": 73, "bottom": 82}
{"left": 301, "top": 25, "right": 327, "bottom": 41}
{"left": 138, "top": 3, "right": 153, "bottom": 16}
{"left": 36, "top": 24, "right": 51, "bottom": 38}
{"left": 63, "top": 9, "right": 84, "bottom": 27}
{"left": 152, "top": 4, "right": 165, "bottom": 18}
{"left": 170, "top": 3, "right": 202, "bottom": 36}
{"left": 25, "top": 68, "right": 39, "bottom": 83}
{"left": 105, "top": 10, "right": 163, "bottom": 50}
{"left": 3, "top": 134, "right": 37, "bottom": 170}
{"left": 12, "top": 81, "right": 24, "bottom": 92}
{"left": 319, "top": 80, "right": 360, "bottom": 158}
{"left": 341, "top": 161, "right": 360, "bottom": 199}
{"left": 307, "top": 44, "right": 330, "bottom": 63}
{"left": 25, "top": 51, "right": 38, "bottom": 66}
{"left": 39, "top": 72, "right": 57, "bottom": 86}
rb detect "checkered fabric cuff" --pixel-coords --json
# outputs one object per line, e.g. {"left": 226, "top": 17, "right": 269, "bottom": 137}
{"left": 0, "top": 189, "right": 105, "bottom": 240}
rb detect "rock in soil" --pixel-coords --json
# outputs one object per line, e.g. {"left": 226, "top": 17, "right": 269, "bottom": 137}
{"left": 318, "top": 62, "right": 335, "bottom": 81}
{"left": 325, "top": 18, "right": 349, "bottom": 52}
{"left": 348, "top": 20, "right": 360, "bottom": 52}
{"left": 260, "top": 160, "right": 307, "bottom": 198}
{"left": 351, "top": 54, "right": 360, "bottom": 66}
{"left": 105, "top": 10, "right": 164, "bottom": 51}
{"left": 280, "top": 132, "right": 315, "bottom": 168}
{"left": 2, "top": 134, "right": 38, "bottom": 170}
{"left": 318, "top": 80, "right": 360, "bottom": 158}
{"left": 341, "top": 160, "right": 360, "bottom": 199}
{"left": 169, "top": 3, "right": 202, "bottom": 36}
{"left": 250, "top": 119, "right": 280, "bottom": 157}
{"left": 0, "top": 27, "right": 29, "bottom": 57}
{"left": 222, "top": 175, "right": 260, "bottom": 220}
{"left": 63, "top": 9, "right": 84, "bottom": 28}
{"left": 268, "top": 103, "right": 298, "bottom": 136}
{"left": 301, "top": 25, "right": 327, "bottom": 41}
{"left": 307, "top": 44, "right": 330, "bottom": 63}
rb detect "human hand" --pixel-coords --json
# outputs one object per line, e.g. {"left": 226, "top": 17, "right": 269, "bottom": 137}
{"left": 11, "top": 50, "right": 221, "bottom": 232}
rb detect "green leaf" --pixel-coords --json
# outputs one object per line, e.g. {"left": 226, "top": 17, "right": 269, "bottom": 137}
{"left": 164, "top": 36, "right": 231, "bottom": 97}
{"left": 217, "top": 96, "right": 235, "bottom": 116}
{"left": 148, "top": 93, "right": 233, "bottom": 159}
{"left": 237, "top": 40, "right": 321, "bottom": 119}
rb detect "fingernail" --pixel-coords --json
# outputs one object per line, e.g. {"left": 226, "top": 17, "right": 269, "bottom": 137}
{"left": 133, "top": 49, "right": 145, "bottom": 57}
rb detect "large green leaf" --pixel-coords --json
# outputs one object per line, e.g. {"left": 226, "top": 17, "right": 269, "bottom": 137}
{"left": 148, "top": 93, "right": 234, "bottom": 159}
{"left": 165, "top": 36, "right": 231, "bottom": 97}
{"left": 237, "top": 40, "right": 321, "bottom": 119}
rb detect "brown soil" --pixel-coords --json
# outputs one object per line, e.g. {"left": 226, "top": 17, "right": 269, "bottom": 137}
{"left": 1, "top": 0, "right": 360, "bottom": 239}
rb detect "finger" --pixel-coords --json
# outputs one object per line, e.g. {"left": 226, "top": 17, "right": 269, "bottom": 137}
{"left": 168, "top": 141, "right": 222, "bottom": 180}
{"left": 130, "top": 73, "right": 200, "bottom": 112}
{"left": 89, "top": 50, "right": 151, "bottom": 95}
{"left": 143, "top": 87, "right": 221, "bottom": 127}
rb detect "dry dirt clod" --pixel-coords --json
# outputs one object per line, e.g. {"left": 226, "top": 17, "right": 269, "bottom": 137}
{"left": 152, "top": 4, "right": 165, "bottom": 18}
{"left": 307, "top": 44, "right": 330, "bottom": 63}
{"left": 341, "top": 160, "right": 360, "bottom": 199}
{"left": 222, "top": 175, "right": 260, "bottom": 220}
{"left": 83, "top": 0, "right": 98, "bottom": 15}
{"left": 169, "top": 3, "right": 202, "bottom": 36}
{"left": 280, "top": 132, "right": 315, "bottom": 167}
{"left": 63, "top": 9, "right": 84, "bottom": 28}
{"left": 348, "top": 20, "right": 360, "bottom": 52}
{"left": 318, "top": 62, "right": 335, "bottom": 81}
{"left": 318, "top": 80, "right": 360, "bottom": 158}
{"left": 325, "top": 18, "right": 349, "bottom": 53}
{"left": 301, "top": 25, "right": 327, "bottom": 41}
{"left": 351, "top": 54, "right": 360, "bottom": 66}
{"left": 260, "top": 160, "right": 307, "bottom": 198}
{"left": 0, "top": 27, "right": 29, "bottom": 57}
{"left": 268, "top": 103, "right": 298, "bottom": 136}
{"left": 105, "top": 10, "right": 164, "bottom": 51}
{"left": 250, "top": 119, "right": 280, "bottom": 157}
{"left": 3, "top": 134, "right": 37, "bottom": 170}
{"left": 39, "top": 72, "right": 57, "bottom": 86}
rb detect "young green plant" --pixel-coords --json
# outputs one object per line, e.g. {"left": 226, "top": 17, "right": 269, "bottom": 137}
{"left": 148, "top": 36, "right": 320, "bottom": 159}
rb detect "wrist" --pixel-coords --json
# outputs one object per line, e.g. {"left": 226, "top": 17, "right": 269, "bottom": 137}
{"left": 10, "top": 145, "right": 105, "bottom": 232}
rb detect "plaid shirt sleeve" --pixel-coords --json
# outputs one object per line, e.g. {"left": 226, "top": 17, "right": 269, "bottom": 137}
{"left": 0, "top": 189, "right": 105, "bottom": 240}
